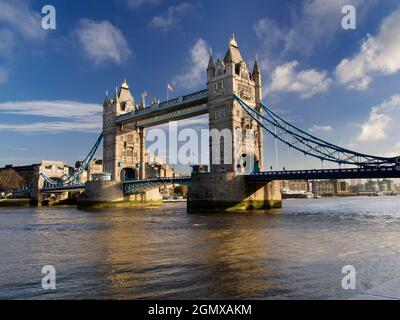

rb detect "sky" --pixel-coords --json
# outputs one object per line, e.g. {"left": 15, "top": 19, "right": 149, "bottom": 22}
{"left": 1, "top": 0, "right": 400, "bottom": 171}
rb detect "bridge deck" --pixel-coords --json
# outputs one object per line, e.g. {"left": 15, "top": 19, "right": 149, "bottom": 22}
{"left": 247, "top": 167, "right": 400, "bottom": 181}
{"left": 40, "top": 184, "right": 85, "bottom": 193}
{"left": 115, "top": 89, "right": 208, "bottom": 127}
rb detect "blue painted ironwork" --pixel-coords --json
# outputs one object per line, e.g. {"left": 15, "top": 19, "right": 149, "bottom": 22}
{"left": 234, "top": 95, "right": 400, "bottom": 168}
{"left": 136, "top": 104, "right": 208, "bottom": 127}
{"left": 247, "top": 166, "right": 400, "bottom": 181}
{"left": 40, "top": 184, "right": 86, "bottom": 193}
{"left": 115, "top": 89, "right": 208, "bottom": 125}
{"left": 40, "top": 132, "right": 103, "bottom": 188}
{"left": 124, "top": 176, "right": 191, "bottom": 194}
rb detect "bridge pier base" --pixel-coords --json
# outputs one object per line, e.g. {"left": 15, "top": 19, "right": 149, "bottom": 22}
{"left": 188, "top": 172, "right": 282, "bottom": 213}
{"left": 77, "top": 181, "right": 162, "bottom": 208}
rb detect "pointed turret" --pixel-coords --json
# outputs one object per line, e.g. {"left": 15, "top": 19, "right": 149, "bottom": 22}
{"left": 207, "top": 49, "right": 215, "bottom": 71}
{"left": 103, "top": 90, "right": 111, "bottom": 107}
{"left": 140, "top": 92, "right": 146, "bottom": 109}
{"left": 207, "top": 49, "right": 215, "bottom": 81}
{"left": 253, "top": 55, "right": 261, "bottom": 76}
{"left": 224, "top": 34, "right": 243, "bottom": 64}
{"left": 114, "top": 86, "right": 119, "bottom": 103}
{"left": 119, "top": 79, "right": 133, "bottom": 102}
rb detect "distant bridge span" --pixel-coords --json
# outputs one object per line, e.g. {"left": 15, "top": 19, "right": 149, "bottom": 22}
{"left": 247, "top": 167, "right": 400, "bottom": 182}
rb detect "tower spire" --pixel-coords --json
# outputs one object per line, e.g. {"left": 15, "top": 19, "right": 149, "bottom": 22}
{"left": 228, "top": 33, "right": 238, "bottom": 48}
{"left": 207, "top": 49, "right": 215, "bottom": 71}
{"left": 253, "top": 54, "right": 261, "bottom": 76}
{"left": 114, "top": 86, "right": 119, "bottom": 102}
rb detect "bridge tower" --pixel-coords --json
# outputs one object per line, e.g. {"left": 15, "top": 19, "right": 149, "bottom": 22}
{"left": 189, "top": 36, "right": 281, "bottom": 212}
{"left": 207, "top": 35, "right": 263, "bottom": 173}
{"left": 103, "top": 80, "right": 146, "bottom": 181}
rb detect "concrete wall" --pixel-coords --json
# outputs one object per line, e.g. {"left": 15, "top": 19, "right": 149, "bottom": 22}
{"left": 188, "top": 172, "right": 282, "bottom": 213}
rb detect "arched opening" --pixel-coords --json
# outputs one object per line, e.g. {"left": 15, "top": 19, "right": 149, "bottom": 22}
{"left": 120, "top": 168, "right": 138, "bottom": 181}
{"left": 237, "top": 153, "right": 260, "bottom": 174}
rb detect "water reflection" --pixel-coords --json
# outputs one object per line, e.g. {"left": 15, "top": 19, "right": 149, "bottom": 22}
{"left": 1, "top": 197, "right": 400, "bottom": 299}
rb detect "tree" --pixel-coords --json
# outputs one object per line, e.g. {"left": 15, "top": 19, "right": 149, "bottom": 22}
{"left": 0, "top": 169, "right": 24, "bottom": 197}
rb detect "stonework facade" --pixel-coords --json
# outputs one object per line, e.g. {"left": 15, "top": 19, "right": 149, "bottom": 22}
{"left": 103, "top": 81, "right": 146, "bottom": 181}
{"left": 207, "top": 36, "right": 263, "bottom": 173}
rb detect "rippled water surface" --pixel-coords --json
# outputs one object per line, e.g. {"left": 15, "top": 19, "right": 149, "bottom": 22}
{"left": 1, "top": 197, "right": 400, "bottom": 299}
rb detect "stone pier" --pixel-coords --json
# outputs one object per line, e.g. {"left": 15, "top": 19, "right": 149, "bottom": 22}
{"left": 77, "top": 181, "right": 162, "bottom": 208}
{"left": 188, "top": 172, "right": 282, "bottom": 213}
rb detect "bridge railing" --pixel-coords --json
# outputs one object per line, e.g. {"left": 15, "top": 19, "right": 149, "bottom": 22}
{"left": 116, "top": 89, "right": 208, "bottom": 123}
{"left": 123, "top": 176, "right": 191, "bottom": 194}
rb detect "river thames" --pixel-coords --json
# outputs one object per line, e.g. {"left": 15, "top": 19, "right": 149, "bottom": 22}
{"left": 1, "top": 197, "right": 400, "bottom": 300}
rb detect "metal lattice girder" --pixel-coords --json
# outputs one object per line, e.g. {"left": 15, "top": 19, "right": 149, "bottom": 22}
{"left": 116, "top": 89, "right": 208, "bottom": 125}
{"left": 40, "top": 132, "right": 103, "bottom": 189}
{"left": 124, "top": 176, "right": 191, "bottom": 194}
{"left": 234, "top": 95, "right": 399, "bottom": 167}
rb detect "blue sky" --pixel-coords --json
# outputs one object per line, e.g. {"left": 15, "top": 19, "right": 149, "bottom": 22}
{"left": 1, "top": 0, "right": 400, "bottom": 170}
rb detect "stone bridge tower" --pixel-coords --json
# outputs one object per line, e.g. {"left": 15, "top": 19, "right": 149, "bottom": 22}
{"left": 103, "top": 81, "right": 146, "bottom": 181}
{"left": 207, "top": 36, "right": 263, "bottom": 174}
{"left": 189, "top": 36, "right": 281, "bottom": 212}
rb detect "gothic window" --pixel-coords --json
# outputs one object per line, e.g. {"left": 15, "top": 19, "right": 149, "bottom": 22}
{"left": 235, "top": 64, "right": 240, "bottom": 75}
{"left": 220, "top": 137, "right": 225, "bottom": 164}
{"left": 209, "top": 136, "right": 213, "bottom": 164}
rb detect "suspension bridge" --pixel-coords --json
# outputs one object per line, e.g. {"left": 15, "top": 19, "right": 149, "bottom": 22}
{"left": 30, "top": 36, "right": 399, "bottom": 210}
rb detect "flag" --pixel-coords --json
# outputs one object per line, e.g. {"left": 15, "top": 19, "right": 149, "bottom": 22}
{"left": 143, "top": 91, "right": 149, "bottom": 98}
{"left": 167, "top": 83, "right": 173, "bottom": 92}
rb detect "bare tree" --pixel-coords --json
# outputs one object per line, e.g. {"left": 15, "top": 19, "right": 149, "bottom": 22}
{"left": 0, "top": 169, "right": 24, "bottom": 197}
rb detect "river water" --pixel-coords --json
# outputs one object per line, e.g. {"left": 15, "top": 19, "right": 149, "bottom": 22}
{"left": 1, "top": 197, "right": 400, "bottom": 300}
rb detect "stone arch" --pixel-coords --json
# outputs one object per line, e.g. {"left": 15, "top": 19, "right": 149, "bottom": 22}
{"left": 120, "top": 167, "right": 138, "bottom": 181}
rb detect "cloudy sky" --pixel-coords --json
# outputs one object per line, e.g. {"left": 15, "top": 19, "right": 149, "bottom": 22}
{"left": 0, "top": 0, "right": 400, "bottom": 170}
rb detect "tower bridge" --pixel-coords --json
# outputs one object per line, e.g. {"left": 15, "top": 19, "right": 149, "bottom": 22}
{"left": 37, "top": 36, "right": 400, "bottom": 211}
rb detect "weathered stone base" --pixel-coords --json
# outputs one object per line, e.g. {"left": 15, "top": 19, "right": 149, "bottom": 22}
{"left": 0, "top": 199, "right": 31, "bottom": 207}
{"left": 77, "top": 180, "right": 162, "bottom": 209}
{"left": 188, "top": 172, "right": 282, "bottom": 213}
{"left": 77, "top": 200, "right": 163, "bottom": 209}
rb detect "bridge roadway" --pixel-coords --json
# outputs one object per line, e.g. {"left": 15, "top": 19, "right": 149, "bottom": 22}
{"left": 40, "top": 184, "right": 85, "bottom": 193}
{"left": 247, "top": 166, "right": 400, "bottom": 181}
{"left": 40, "top": 166, "right": 400, "bottom": 193}
{"left": 115, "top": 89, "right": 208, "bottom": 127}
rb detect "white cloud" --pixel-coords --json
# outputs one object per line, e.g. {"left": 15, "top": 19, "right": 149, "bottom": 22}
{"left": 0, "top": 121, "right": 100, "bottom": 133}
{"left": 268, "top": 61, "right": 332, "bottom": 99}
{"left": 0, "top": 144, "right": 28, "bottom": 152}
{"left": 309, "top": 125, "right": 333, "bottom": 133}
{"left": 174, "top": 38, "right": 210, "bottom": 90}
{"left": 0, "top": 28, "right": 15, "bottom": 57}
{"left": 357, "top": 94, "right": 400, "bottom": 142}
{"left": 0, "top": 0, "right": 46, "bottom": 41}
{"left": 0, "top": 0, "right": 47, "bottom": 84}
{"left": 381, "top": 141, "right": 400, "bottom": 158}
{"left": 336, "top": 8, "right": 400, "bottom": 90}
{"left": 0, "top": 100, "right": 102, "bottom": 133}
{"left": 149, "top": 3, "right": 193, "bottom": 30}
{"left": 125, "top": 0, "right": 162, "bottom": 9}
{"left": 74, "top": 19, "right": 131, "bottom": 65}
{"left": 254, "top": 0, "right": 370, "bottom": 59}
